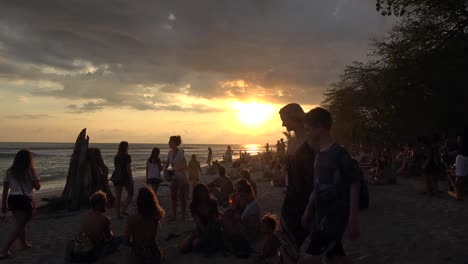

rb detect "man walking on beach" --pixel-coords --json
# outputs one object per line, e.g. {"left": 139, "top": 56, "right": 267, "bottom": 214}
{"left": 278, "top": 103, "right": 315, "bottom": 264}
{"left": 301, "top": 107, "right": 360, "bottom": 264}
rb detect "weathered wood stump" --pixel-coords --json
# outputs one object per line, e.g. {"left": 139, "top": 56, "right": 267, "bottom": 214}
{"left": 61, "top": 129, "right": 114, "bottom": 210}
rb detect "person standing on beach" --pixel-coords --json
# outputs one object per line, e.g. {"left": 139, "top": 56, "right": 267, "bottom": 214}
{"left": 277, "top": 103, "right": 315, "bottom": 264}
{"left": 224, "top": 146, "right": 233, "bottom": 163}
{"left": 163, "top": 135, "right": 189, "bottom": 221}
{"left": 301, "top": 107, "right": 360, "bottom": 264}
{"left": 188, "top": 154, "right": 203, "bottom": 198}
{"left": 146, "top": 148, "right": 163, "bottom": 196}
{"left": 1, "top": 150, "right": 41, "bottom": 259}
{"left": 111, "top": 141, "right": 134, "bottom": 219}
{"left": 207, "top": 147, "right": 213, "bottom": 166}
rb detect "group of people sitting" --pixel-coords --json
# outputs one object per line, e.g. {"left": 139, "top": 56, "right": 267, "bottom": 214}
{"left": 69, "top": 165, "right": 279, "bottom": 263}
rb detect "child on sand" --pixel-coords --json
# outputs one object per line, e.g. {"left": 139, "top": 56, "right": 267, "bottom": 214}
{"left": 146, "top": 148, "right": 163, "bottom": 195}
{"left": 256, "top": 214, "right": 281, "bottom": 264}
{"left": 1, "top": 150, "right": 41, "bottom": 259}
{"left": 125, "top": 187, "right": 165, "bottom": 264}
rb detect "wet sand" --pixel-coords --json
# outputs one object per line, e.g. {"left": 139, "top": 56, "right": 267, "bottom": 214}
{"left": 1, "top": 171, "right": 468, "bottom": 264}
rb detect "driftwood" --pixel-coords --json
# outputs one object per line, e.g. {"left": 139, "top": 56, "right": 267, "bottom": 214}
{"left": 61, "top": 129, "right": 114, "bottom": 210}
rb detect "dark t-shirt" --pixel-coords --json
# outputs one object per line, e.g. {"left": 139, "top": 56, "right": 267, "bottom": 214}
{"left": 314, "top": 144, "right": 360, "bottom": 237}
{"left": 113, "top": 154, "right": 132, "bottom": 185}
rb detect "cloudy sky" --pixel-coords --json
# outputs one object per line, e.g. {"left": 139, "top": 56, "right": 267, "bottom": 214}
{"left": 0, "top": 0, "right": 392, "bottom": 144}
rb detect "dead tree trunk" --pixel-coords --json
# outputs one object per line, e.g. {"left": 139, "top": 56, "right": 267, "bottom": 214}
{"left": 61, "top": 129, "right": 114, "bottom": 210}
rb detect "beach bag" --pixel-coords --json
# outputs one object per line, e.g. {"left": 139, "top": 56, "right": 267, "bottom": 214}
{"left": 72, "top": 233, "right": 97, "bottom": 261}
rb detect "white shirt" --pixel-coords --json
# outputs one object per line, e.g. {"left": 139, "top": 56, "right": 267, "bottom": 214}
{"left": 167, "top": 148, "right": 188, "bottom": 182}
{"left": 147, "top": 161, "right": 162, "bottom": 180}
{"left": 455, "top": 155, "right": 468, "bottom": 177}
{"left": 4, "top": 169, "right": 39, "bottom": 198}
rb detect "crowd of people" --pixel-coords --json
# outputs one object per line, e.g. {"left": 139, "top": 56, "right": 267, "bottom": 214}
{"left": 4, "top": 103, "right": 467, "bottom": 263}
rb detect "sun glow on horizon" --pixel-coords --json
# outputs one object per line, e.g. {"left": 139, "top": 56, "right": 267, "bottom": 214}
{"left": 234, "top": 101, "right": 274, "bottom": 127}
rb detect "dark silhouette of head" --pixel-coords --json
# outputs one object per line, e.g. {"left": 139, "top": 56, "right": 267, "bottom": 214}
{"left": 279, "top": 103, "right": 305, "bottom": 132}
{"left": 191, "top": 184, "right": 211, "bottom": 205}
{"left": 117, "top": 141, "right": 129, "bottom": 156}
{"left": 8, "top": 149, "right": 35, "bottom": 182}
{"left": 89, "top": 191, "right": 107, "bottom": 213}
{"left": 148, "top": 147, "right": 160, "bottom": 163}
{"left": 137, "top": 187, "right": 165, "bottom": 220}
{"left": 304, "top": 107, "right": 333, "bottom": 143}
{"left": 219, "top": 166, "right": 226, "bottom": 177}
{"left": 169, "top": 135, "right": 182, "bottom": 149}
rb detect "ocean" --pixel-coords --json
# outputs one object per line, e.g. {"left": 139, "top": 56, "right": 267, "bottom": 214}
{"left": 0, "top": 142, "right": 264, "bottom": 190}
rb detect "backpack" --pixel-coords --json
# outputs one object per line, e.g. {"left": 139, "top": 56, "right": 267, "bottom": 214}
{"left": 335, "top": 146, "right": 369, "bottom": 210}
{"left": 351, "top": 159, "right": 369, "bottom": 210}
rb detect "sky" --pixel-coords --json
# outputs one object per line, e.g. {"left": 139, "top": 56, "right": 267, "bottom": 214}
{"left": 0, "top": 0, "right": 392, "bottom": 144}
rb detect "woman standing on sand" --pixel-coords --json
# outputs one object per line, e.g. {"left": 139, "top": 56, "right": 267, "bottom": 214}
{"left": 1, "top": 150, "right": 41, "bottom": 259}
{"left": 224, "top": 146, "right": 233, "bottom": 163}
{"left": 163, "top": 136, "right": 189, "bottom": 220}
{"left": 111, "top": 141, "right": 134, "bottom": 219}
{"left": 207, "top": 147, "right": 213, "bottom": 166}
{"left": 146, "top": 148, "right": 163, "bottom": 195}
{"left": 188, "top": 155, "right": 203, "bottom": 198}
{"left": 125, "top": 187, "right": 165, "bottom": 264}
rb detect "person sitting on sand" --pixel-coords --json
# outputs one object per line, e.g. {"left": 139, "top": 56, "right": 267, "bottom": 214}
{"left": 180, "top": 184, "right": 224, "bottom": 256}
{"left": 224, "top": 146, "right": 233, "bottom": 163}
{"left": 68, "top": 191, "right": 122, "bottom": 262}
{"left": 125, "top": 187, "right": 165, "bottom": 264}
{"left": 256, "top": 214, "right": 281, "bottom": 264}
{"left": 1, "top": 150, "right": 41, "bottom": 259}
{"left": 146, "top": 148, "right": 163, "bottom": 195}
{"left": 207, "top": 166, "right": 234, "bottom": 206}
{"left": 188, "top": 154, "right": 203, "bottom": 198}
{"left": 221, "top": 180, "right": 261, "bottom": 258}
{"left": 163, "top": 135, "right": 189, "bottom": 221}
{"left": 240, "top": 170, "right": 258, "bottom": 198}
{"left": 111, "top": 141, "right": 134, "bottom": 219}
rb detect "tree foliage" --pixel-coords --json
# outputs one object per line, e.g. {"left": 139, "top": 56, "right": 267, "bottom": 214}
{"left": 323, "top": 0, "right": 468, "bottom": 146}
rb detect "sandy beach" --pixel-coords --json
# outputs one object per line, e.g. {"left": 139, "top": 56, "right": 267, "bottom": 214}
{"left": 1, "top": 168, "right": 468, "bottom": 264}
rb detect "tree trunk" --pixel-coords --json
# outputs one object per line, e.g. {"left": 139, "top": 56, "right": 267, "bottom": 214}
{"left": 61, "top": 129, "right": 114, "bottom": 210}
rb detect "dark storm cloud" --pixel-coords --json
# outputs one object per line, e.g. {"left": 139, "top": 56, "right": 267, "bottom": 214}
{"left": 0, "top": 0, "right": 391, "bottom": 111}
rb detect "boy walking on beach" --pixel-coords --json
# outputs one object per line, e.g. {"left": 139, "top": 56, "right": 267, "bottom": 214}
{"left": 301, "top": 107, "right": 360, "bottom": 264}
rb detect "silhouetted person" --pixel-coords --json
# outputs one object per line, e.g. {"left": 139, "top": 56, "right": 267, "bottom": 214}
{"left": 1, "top": 150, "right": 41, "bottom": 259}
{"left": 163, "top": 136, "right": 188, "bottom": 221}
{"left": 301, "top": 107, "right": 360, "bottom": 264}
{"left": 277, "top": 103, "right": 315, "bottom": 264}
{"left": 146, "top": 148, "right": 163, "bottom": 195}
{"left": 111, "top": 141, "right": 134, "bottom": 219}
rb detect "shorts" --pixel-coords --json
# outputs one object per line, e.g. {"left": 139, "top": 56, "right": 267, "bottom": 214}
{"left": 8, "top": 195, "right": 33, "bottom": 211}
{"left": 306, "top": 229, "right": 345, "bottom": 258}
{"left": 147, "top": 178, "right": 163, "bottom": 186}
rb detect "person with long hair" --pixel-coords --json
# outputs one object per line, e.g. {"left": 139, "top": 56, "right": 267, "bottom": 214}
{"left": 125, "top": 187, "right": 165, "bottom": 264}
{"left": 188, "top": 154, "right": 203, "bottom": 199}
{"left": 146, "top": 148, "right": 163, "bottom": 195}
{"left": 163, "top": 136, "right": 188, "bottom": 221}
{"left": 111, "top": 141, "right": 134, "bottom": 219}
{"left": 180, "top": 184, "right": 223, "bottom": 255}
{"left": 1, "top": 150, "right": 41, "bottom": 259}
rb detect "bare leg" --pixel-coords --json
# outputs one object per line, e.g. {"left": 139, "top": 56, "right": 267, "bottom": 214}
{"left": 180, "top": 183, "right": 187, "bottom": 219}
{"left": 122, "top": 182, "right": 134, "bottom": 215}
{"left": 170, "top": 183, "right": 178, "bottom": 219}
{"left": 114, "top": 185, "right": 123, "bottom": 218}
{"left": 1, "top": 210, "right": 28, "bottom": 256}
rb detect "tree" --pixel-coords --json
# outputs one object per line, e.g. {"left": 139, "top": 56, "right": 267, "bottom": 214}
{"left": 323, "top": 0, "right": 468, "bottom": 146}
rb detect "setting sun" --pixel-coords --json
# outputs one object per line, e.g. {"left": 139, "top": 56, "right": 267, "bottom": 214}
{"left": 234, "top": 101, "right": 274, "bottom": 126}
